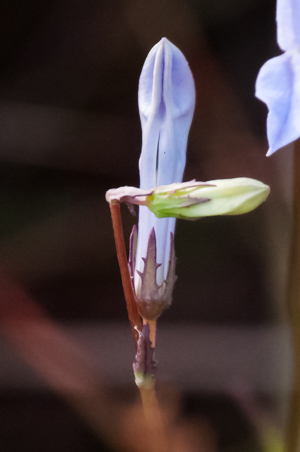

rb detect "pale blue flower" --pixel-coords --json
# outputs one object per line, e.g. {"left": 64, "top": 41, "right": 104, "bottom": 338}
{"left": 134, "top": 38, "right": 195, "bottom": 296}
{"left": 255, "top": 0, "right": 300, "bottom": 155}
{"left": 106, "top": 38, "right": 270, "bottom": 321}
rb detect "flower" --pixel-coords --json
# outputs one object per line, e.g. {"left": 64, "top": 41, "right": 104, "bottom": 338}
{"left": 105, "top": 39, "right": 270, "bottom": 322}
{"left": 107, "top": 177, "right": 269, "bottom": 318}
{"left": 106, "top": 176, "right": 269, "bottom": 320}
{"left": 134, "top": 38, "right": 195, "bottom": 313}
{"left": 255, "top": 0, "right": 300, "bottom": 155}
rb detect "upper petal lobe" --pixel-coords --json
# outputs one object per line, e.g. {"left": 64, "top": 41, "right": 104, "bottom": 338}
{"left": 255, "top": 52, "right": 300, "bottom": 155}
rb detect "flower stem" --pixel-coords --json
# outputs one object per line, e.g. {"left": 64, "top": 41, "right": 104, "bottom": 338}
{"left": 109, "top": 202, "right": 167, "bottom": 448}
{"left": 137, "top": 319, "right": 169, "bottom": 450}
{"left": 286, "top": 142, "right": 300, "bottom": 452}
{"left": 109, "top": 200, "right": 142, "bottom": 341}
{"left": 139, "top": 382, "right": 168, "bottom": 451}
{"left": 144, "top": 319, "right": 157, "bottom": 347}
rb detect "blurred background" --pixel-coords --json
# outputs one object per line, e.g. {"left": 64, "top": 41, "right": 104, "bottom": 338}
{"left": 0, "top": 0, "right": 292, "bottom": 450}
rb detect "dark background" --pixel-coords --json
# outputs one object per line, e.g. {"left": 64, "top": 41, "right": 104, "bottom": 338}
{"left": 0, "top": 0, "right": 289, "bottom": 450}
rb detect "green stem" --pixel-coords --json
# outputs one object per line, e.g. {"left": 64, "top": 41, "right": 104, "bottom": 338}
{"left": 286, "top": 142, "right": 300, "bottom": 452}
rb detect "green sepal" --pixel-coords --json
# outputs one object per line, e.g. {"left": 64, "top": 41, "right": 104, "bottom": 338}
{"left": 146, "top": 178, "right": 270, "bottom": 220}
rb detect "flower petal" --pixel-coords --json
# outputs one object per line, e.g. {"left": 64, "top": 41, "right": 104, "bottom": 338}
{"left": 138, "top": 38, "right": 195, "bottom": 189}
{"left": 255, "top": 52, "right": 300, "bottom": 155}
{"left": 277, "top": 0, "right": 300, "bottom": 50}
{"left": 136, "top": 38, "right": 195, "bottom": 286}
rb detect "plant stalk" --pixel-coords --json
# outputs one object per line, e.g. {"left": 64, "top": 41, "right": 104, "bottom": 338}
{"left": 109, "top": 200, "right": 142, "bottom": 341}
{"left": 109, "top": 202, "right": 167, "bottom": 448}
{"left": 286, "top": 142, "right": 300, "bottom": 452}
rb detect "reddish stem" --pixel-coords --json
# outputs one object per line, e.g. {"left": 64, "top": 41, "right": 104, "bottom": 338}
{"left": 109, "top": 201, "right": 142, "bottom": 341}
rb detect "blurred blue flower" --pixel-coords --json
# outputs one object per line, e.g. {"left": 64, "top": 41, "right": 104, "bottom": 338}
{"left": 255, "top": 0, "right": 300, "bottom": 156}
{"left": 134, "top": 38, "right": 195, "bottom": 309}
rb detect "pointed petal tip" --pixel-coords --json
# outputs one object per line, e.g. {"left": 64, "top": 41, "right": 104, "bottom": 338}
{"left": 266, "top": 141, "right": 294, "bottom": 156}
{"left": 158, "top": 37, "right": 171, "bottom": 48}
{"left": 266, "top": 141, "right": 285, "bottom": 156}
{"left": 266, "top": 148, "right": 274, "bottom": 157}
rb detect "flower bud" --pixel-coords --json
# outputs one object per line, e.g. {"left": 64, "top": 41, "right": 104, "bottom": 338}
{"left": 135, "top": 38, "right": 195, "bottom": 306}
{"left": 146, "top": 178, "right": 270, "bottom": 219}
